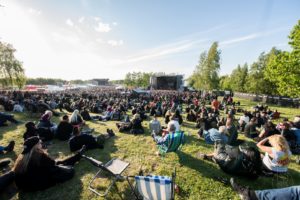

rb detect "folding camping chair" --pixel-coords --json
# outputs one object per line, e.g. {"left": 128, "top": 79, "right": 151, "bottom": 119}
{"left": 82, "top": 155, "right": 130, "bottom": 197}
{"left": 126, "top": 168, "right": 176, "bottom": 200}
{"left": 157, "top": 131, "right": 185, "bottom": 156}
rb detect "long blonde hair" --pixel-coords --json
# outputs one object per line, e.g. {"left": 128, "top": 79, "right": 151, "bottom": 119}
{"left": 13, "top": 144, "right": 45, "bottom": 174}
{"left": 70, "top": 109, "right": 79, "bottom": 124}
{"left": 268, "top": 135, "right": 290, "bottom": 153}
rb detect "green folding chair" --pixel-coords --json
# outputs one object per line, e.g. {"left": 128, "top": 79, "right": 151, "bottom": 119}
{"left": 157, "top": 131, "right": 185, "bottom": 156}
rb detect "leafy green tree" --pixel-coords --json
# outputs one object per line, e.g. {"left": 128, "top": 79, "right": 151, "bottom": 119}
{"left": 190, "top": 42, "right": 221, "bottom": 90}
{"left": 265, "top": 20, "right": 300, "bottom": 97}
{"left": 0, "top": 41, "right": 26, "bottom": 88}
{"left": 245, "top": 48, "right": 280, "bottom": 95}
{"left": 230, "top": 64, "right": 248, "bottom": 92}
{"left": 219, "top": 75, "right": 232, "bottom": 90}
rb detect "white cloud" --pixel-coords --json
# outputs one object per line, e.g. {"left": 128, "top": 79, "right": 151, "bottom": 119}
{"left": 93, "top": 17, "right": 101, "bottom": 21}
{"left": 95, "top": 22, "right": 111, "bottom": 32}
{"left": 112, "top": 22, "right": 118, "bottom": 26}
{"left": 78, "top": 17, "right": 85, "bottom": 23}
{"left": 96, "top": 38, "right": 104, "bottom": 43}
{"left": 28, "top": 8, "right": 41, "bottom": 15}
{"left": 66, "top": 19, "right": 74, "bottom": 27}
{"left": 125, "top": 39, "right": 206, "bottom": 63}
{"left": 107, "top": 40, "right": 124, "bottom": 46}
{"left": 220, "top": 34, "right": 259, "bottom": 46}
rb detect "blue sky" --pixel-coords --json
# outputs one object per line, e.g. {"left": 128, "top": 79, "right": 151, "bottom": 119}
{"left": 0, "top": 0, "right": 299, "bottom": 80}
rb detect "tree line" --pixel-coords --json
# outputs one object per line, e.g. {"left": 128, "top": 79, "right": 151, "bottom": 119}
{"left": 189, "top": 20, "right": 300, "bottom": 98}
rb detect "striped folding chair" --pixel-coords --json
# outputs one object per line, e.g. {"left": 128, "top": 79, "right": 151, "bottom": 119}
{"left": 127, "top": 169, "right": 176, "bottom": 200}
{"left": 158, "top": 131, "right": 185, "bottom": 155}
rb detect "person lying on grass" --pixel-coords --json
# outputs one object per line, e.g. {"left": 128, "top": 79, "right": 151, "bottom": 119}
{"left": 69, "top": 127, "right": 115, "bottom": 152}
{"left": 198, "top": 142, "right": 262, "bottom": 179}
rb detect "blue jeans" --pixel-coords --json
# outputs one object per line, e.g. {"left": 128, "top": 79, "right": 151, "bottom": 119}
{"left": 255, "top": 186, "right": 300, "bottom": 200}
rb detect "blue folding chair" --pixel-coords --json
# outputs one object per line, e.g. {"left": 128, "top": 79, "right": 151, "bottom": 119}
{"left": 127, "top": 169, "right": 176, "bottom": 200}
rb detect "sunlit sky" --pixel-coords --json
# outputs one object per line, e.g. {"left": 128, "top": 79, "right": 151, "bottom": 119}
{"left": 0, "top": 0, "right": 299, "bottom": 80}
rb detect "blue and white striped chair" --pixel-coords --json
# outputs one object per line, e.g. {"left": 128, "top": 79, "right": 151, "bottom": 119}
{"left": 127, "top": 169, "right": 176, "bottom": 200}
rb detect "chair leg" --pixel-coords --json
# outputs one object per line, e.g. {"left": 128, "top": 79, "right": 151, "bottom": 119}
{"left": 88, "top": 169, "right": 117, "bottom": 197}
{"left": 126, "top": 177, "right": 140, "bottom": 200}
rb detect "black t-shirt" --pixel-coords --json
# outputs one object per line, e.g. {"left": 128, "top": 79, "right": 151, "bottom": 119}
{"left": 15, "top": 153, "right": 57, "bottom": 192}
{"left": 56, "top": 121, "right": 73, "bottom": 141}
{"left": 69, "top": 134, "right": 99, "bottom": 152}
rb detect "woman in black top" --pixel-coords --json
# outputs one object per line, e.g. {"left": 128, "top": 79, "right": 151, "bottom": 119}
{"left": 13, "top": 136, "right": 83, "bottom": 192}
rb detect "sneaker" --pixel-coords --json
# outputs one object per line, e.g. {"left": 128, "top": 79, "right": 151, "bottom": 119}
{"left": 230, "top": 178, "right": 251, "bottom": 200}
{"left": 4, "top": 141, "right": 15, "bottom": 152}
{"left": 0, "top": 158, "right": 11, "bottom": 168}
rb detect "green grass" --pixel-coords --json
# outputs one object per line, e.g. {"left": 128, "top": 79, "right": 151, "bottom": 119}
{"left": 1, "top": 98, "right": 300, "bottom": 200}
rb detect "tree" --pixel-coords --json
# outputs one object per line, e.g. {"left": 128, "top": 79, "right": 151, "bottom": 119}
{"left": 229, "top": 64, "right": 248, "bottom": 92}
{"left": 245, "top": 48, "right": 280, "bottom": 95}
{"left": 265, "top": 20, "right": 300, "bottom": 97}
{"left": 0, "top": 41, "right": 26, "bottom": 88}
{"left": 219, "top": 75, "right": 232, "bottom": 90}
{"left": 190, "top": 42, "right": 221, "bottom": 90}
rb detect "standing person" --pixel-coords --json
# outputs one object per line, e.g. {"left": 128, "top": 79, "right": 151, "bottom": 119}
{"left": 13, "top": 136, "right": 84, "bottom": 192}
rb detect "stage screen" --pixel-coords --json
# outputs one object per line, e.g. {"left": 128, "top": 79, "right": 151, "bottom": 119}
{"left": 156, "top": 76, "right": 177, "bottom": 90}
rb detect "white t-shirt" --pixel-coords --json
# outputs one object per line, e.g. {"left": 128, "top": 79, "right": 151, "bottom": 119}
{"left": 167, "top": 120, "right": 180, "bottom": 132}
{"left": 263, "top": 148, "right": 291, "bottom": 173}
{"left": 239, "top": 115, "right": 250, "bottom": 124}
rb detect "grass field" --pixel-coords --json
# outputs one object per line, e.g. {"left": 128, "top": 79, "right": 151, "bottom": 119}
{"left": 1, "top": 97, "right": 300, "bottom": 200}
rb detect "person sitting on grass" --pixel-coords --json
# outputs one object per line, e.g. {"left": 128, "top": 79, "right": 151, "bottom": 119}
{"left": 152, "top": 123, "right": 183, "bottom": 155}
{"left": 24, "top": 121, "right": 53, "bottom": 142}
{"left": 256, "top": 121, "right": 280, "bottom": 141}
{"left": 149, "top": 114, "right": 161, "bottom": 135}
{"left": 226, "top": 118, "right": 238, "bottom": 146}
{"left": 199, "top": 126, "right": 228, "bottom": 145}
{"left": 80, "top": 107, "right": 100, "bottom": 121}
{"left": 37, "top": 110, "right": 57, "bottom": 134}
{"left": 129, "top": 114, "right": 144, "bottom": 134}
{"left": 257, "top": 134, "right": 291, "bottom": 173}
{"left": 238, "top": 112, "right": 250, "bottom": 132}
{"left": 69, "top": 127, "right": 115, "bottom": 152}
{"left": 56, "top": 115, "right": 73, "bottom": 141}
{"left": 70, "top": 109, "right": 85, "bottom": 127}
{"left": 167, "top": 114, "right": 180, "bottom": 132}
{"left": 244, "top": 117, "right": 259, "bottom": 139}
{"left": 13, "top": 136, "right": 85, "bottom": 192}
